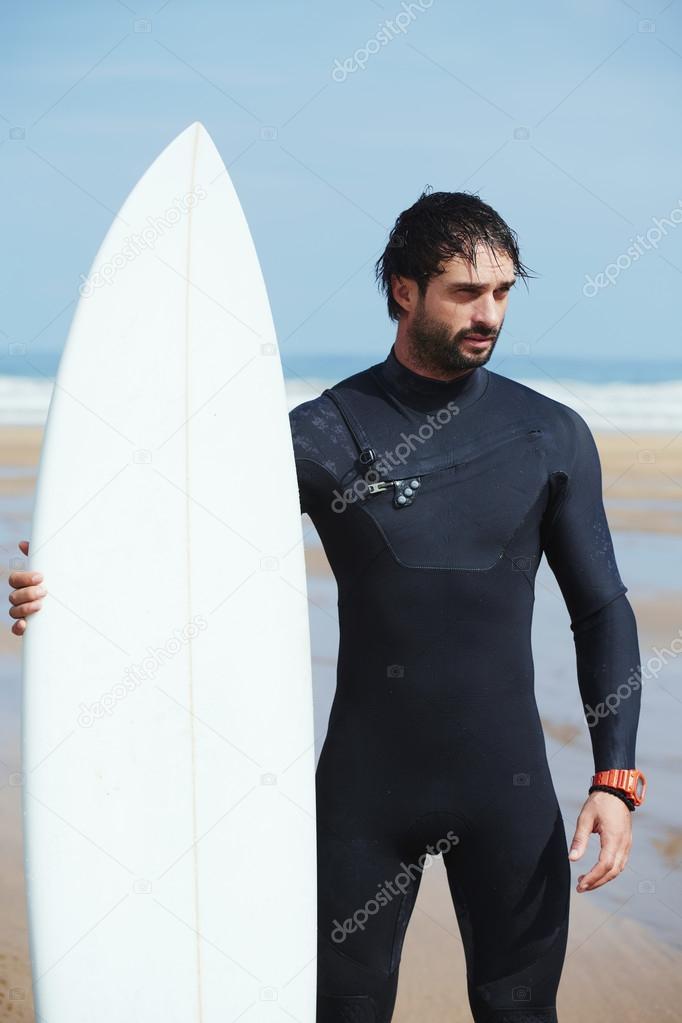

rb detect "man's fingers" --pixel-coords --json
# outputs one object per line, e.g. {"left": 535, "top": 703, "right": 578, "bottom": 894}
{"left": 8, "top": 569, "right": 43, "bottom": 590}
{"left": 577, "top": 853, "right": 614, "bottom": 890}
{"left": 577, "top": 845, "right": 628, "bottom": 891}
{"left": 9, "top": 583, "right": 47, "bottom": 607}
{"left": 9, "top": 541, "right": 36, "bottom": 637}
{"left": 9, "top": 599, "right": 45, "bottom": 620}
{"left": 584, "top": 861, "right": 626, "bottom": 891}
{"left": 578, "top": 855, "right": 626, "bottom": 891}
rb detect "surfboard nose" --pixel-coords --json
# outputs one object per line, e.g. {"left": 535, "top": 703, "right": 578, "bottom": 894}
{"left": 170, "top": 120, "right": 211, "bottom": 150}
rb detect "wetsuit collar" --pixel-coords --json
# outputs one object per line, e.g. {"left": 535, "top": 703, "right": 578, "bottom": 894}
{"left": 375, "top": 343, "right": 489, "bottom": 413}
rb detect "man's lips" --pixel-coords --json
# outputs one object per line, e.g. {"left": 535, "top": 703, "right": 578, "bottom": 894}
{"left": 463, "top": 335, "right": 493, "bottom": 344}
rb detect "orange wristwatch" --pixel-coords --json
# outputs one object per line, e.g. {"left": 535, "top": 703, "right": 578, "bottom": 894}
{"left": 590, "top": 768, "right": 647, "bottom": 807}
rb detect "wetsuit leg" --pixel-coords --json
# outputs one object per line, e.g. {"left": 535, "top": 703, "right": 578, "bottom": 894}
{"left": 442, "top": 791, "right": 570, "bottom": 1023}
{"left": 315, "top": 818, "right": 423, "bottom": 1022}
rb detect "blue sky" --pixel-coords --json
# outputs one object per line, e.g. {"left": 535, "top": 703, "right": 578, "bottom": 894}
{"left": 2, "top": 0, "right": 681, "bottom": 377}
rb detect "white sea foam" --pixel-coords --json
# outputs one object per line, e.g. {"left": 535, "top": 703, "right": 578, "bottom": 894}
{"left": 0, "top": 376, "right": 55, "bottom": 426}
{"left": 284, "top": 375, "right": 682, "bottom": 433}
{"left": 1, "top": 373, "right": 680, "bottom": 432}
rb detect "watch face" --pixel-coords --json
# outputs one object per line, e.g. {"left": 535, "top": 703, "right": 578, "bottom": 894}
{"left": 634, "top": 772, "right": 646, "bottom": 803}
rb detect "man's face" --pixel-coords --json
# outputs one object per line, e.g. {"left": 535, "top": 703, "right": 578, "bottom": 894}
{"left": 400, "top": 246, "right": 516, "bottom": 374}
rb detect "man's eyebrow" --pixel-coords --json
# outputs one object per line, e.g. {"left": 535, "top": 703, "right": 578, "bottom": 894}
{"left": 447, "top": 278, "right": 517, "bottom": 290}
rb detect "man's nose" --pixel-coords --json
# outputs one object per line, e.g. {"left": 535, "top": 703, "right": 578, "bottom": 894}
{"left": 470, "top": 295, "right": 499, "bottom": 331}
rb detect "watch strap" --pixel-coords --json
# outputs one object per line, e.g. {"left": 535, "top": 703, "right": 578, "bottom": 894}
{"left": 590, "top": 768, "right": 646, "bottom": 806}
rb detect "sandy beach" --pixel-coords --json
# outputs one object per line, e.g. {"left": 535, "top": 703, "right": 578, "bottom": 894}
{"left": 1, "top": 424, "right": 680, "bottom": 1021}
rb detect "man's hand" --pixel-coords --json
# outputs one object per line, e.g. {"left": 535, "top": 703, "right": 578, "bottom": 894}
{"left": 8, "top": 540, "right": 46, "bottom": 636}
{"left": 568, "top": 790, "right": 633, "bottom": 892}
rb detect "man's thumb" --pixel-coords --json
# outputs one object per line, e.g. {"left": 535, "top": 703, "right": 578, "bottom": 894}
{"left": 568, "top": 823, "right": 591, "bottom": 860}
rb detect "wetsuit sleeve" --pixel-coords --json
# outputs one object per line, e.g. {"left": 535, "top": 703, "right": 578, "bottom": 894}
{"left": 289, "top": 399, "right": 334, "bottom": 519}
{"left": 294, "top": 459, "right": 317, "bottom": 517}
{"left": 541, "top": 408, "right": 642, "bottom": 772}
{"left": 289, "top": 408, "right": 314, "bottom": 516}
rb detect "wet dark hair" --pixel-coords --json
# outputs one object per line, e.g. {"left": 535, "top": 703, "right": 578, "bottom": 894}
{"left": 374, "top": 187, "right": 536, "bottom": 322}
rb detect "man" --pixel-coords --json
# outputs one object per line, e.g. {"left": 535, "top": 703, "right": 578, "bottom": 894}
{"left": 10, "top": 190, "right": 644, "bottom": 1023}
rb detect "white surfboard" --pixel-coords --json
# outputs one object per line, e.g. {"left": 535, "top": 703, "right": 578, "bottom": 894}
{"left": 21, "top": 122, "right": 316, "bottom": 1022}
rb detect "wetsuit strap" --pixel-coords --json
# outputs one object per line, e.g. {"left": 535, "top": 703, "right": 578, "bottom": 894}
{"left": 322, "top": 387, "right": 377, "bottom": 470}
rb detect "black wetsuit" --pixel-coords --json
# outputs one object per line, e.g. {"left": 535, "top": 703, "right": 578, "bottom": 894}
{"left": 289, "top": 345, "right": 641, "bottom": 1023}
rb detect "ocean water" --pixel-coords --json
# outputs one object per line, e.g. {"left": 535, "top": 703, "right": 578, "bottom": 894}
{"left": 3, "top": 351, "right": 682, "bottom": 431}
{"left": 280, "top": 351, "right": 682, "bottom": 432}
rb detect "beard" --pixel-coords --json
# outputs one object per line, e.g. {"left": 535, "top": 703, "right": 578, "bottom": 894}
{"left": 405, "top": 297, "right": 499, "bottom": 375}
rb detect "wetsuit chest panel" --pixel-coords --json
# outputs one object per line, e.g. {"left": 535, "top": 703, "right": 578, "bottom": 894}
{"left": 357, "top": 427, "right": 548, "bottom": 570}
